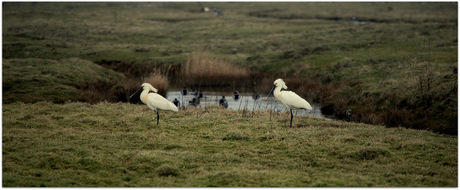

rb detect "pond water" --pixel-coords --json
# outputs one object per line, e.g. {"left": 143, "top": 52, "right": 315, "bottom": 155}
{"left": 165, "top": 89, "right": 331, "bottom": 120}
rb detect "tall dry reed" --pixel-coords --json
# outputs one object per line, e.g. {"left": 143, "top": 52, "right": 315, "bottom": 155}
{"left": 181, "top": 51, "right": 249, "bottom": 87}
{"left": 143, "top": 73, "right": 169, "bottom": 97}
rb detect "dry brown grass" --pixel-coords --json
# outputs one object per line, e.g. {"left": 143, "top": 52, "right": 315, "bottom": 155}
{"left": 143, "top": 73, "right": 169, "bottom": 97}
{"left": 180, "top": 51, "right": 249, "bottom": 87}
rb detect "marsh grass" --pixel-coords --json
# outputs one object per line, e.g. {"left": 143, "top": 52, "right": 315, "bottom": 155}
{"left": 181, "top": 51, "right": 249, "bottom": 87}
{"left": 2, "top": 102, "right": 457, "bottom": 187}
{"left": 2, "top": 2, "right": 457, "bottom": 133}
{"left": 143, "top": 73, "right": 169, "bottom": 97}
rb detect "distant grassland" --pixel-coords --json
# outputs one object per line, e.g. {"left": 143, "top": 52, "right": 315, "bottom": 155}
{"left": 2, "top": 2, "right": 457, "bottom": 134}
{"left": 2, "top": 2, "right": 458, "bottom": 187}
{"left": 2, "top": 102, "right": 457, "bottom": 187}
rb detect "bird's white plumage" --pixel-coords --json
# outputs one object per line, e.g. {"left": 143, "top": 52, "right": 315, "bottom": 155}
{"left": 129, "top": 82, "right": 178, "bottom": 125}
{"left": 266, "top": 78, "right": 312, "bottom": 127}
{"left": 277, "top": 91, "right": 312, "bottom": 110}
{"left": 272, "top": 79, "right": 312, "bottom": 111}
{"left": 145, "top": 93, "right": 179, "bottom": 112}
{"left": 140, "top": 83, "right": 178, "bottom": 112}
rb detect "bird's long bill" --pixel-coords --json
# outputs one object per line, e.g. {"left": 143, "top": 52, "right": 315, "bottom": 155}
{"left": 265, "top": 84, "right": 276, "bottom": 101}
{"left": 129, "top": 86, "right": 143, "bottom": 101}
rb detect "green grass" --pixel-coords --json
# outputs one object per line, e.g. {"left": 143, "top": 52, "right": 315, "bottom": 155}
{"left": 2, "top": 2, "right": 457, "bottom": 187}
{"left": 2, "top": 102, "right": 457, "bottom": 187}
{"left": 2, "top": 58, "right": 126, "bottom": 103}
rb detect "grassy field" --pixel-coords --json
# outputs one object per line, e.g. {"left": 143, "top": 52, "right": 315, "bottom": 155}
{"left": 2, "top": 102, "right": 457, "bottom": 187}
{"left": 2, "top": 2, "right": 458, "bottom": 187}
{"left": 2, "top": 2, "right": 457, "bottom": 134}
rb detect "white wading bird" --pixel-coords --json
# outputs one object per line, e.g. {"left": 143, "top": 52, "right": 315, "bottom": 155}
{"left": 265, "top": 78, "right": 312, "bottom": 128}
{"left": 129, "top": 83, "right": 178, "bottom": 125}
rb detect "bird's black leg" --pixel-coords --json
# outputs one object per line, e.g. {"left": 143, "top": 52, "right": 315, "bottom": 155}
{"left": 157, "top": 111, "right": 160, "bottom": 125}
{"left": 290, "top": 109, "right": 293, "bottom": 128}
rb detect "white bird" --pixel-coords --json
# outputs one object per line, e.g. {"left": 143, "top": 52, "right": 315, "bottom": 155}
{"left": 129, "top": 83, "right": 178, "bottom": 125}
{"left": 265, "top": 78, "right": 312, "bottom": 128}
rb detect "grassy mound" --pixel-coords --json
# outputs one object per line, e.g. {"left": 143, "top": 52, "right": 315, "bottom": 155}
{"left": 2, "top": 58, "right": 127, "bottom": 103}
{"left": 2, "top": 102, "right": 457, "bottom": 187}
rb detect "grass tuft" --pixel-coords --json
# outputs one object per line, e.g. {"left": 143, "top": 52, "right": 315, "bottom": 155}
{"left": 348, "top": 148, "right": 391, "bottom": 160}
{"left": 155, "top": 164, "right": 179, "bottom": 177}
{"left": 222, "top": 132, "right": 250, "bottom": 141}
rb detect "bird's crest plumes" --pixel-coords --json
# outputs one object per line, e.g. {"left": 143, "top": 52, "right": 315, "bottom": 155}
{"left": 274, "top": 78, "right": 288, "bottom": 89}
{"left": 142, "top": 83, "right": 158, "bottom": 93}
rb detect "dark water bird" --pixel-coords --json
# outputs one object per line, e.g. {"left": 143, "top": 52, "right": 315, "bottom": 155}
{"left": 182, "top": 87, "right": 188, "bottom": 95}
{"left": 173, "top": 98, "right": 180, "bottom": 107}
{"left": 219, "top": 96, "right": 228, "bottom": 108}
{"left": 233, "top": 91, "right": 240, "bottom": 100}
{"left": 214, "top": 9, "right": 223, "bottom": 16}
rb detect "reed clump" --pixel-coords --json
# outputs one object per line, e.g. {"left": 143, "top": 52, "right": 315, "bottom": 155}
{"left": 143, "top": 73, "right": 169, "bottom": 97}
{"left": 181, "top": 51, "right": 249, "bottom": 87}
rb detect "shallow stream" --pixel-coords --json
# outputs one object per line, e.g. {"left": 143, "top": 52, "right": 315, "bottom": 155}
{"left": 165, "top": 89, "right": 331, "bottom": 120}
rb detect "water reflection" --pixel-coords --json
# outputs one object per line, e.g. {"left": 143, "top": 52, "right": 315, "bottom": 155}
{"left": 166, "top": 90, "right": 331, "bottom": 120}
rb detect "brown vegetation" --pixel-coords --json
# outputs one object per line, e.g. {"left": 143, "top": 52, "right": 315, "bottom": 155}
{"left": 143, "top": 73, "right": 169, "bottom": 97}
{"left": 180, "top": 51, "right": 250, "bottom": 88}
{"left": 324, "top": 67, "right": 458, "bottom": 135}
